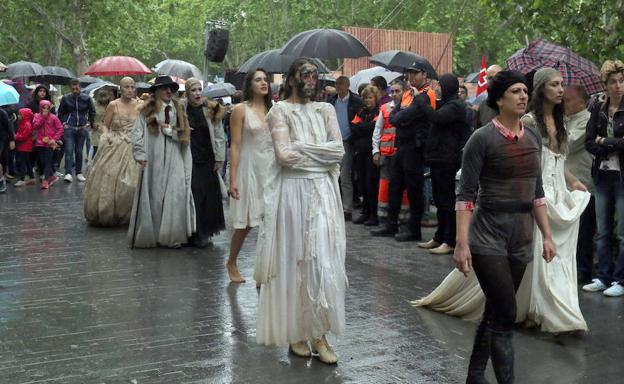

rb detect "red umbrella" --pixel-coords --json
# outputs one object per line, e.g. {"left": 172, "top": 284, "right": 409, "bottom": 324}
{"left": 84, "top": 56, "right": 151, "bottom": 76}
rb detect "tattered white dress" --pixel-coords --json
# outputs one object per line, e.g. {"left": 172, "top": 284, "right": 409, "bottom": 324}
{"left": 255, "top": 101, "right": 348, "bottom": 346}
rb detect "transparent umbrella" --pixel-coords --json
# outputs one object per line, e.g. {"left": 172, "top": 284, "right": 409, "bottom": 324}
{"left": 202, "top": 83, "right": 236, "bottom": 98}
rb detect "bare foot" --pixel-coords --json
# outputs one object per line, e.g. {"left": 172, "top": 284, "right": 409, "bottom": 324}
{"left": 226, "top": 263, "right": 246, "bottom": 283}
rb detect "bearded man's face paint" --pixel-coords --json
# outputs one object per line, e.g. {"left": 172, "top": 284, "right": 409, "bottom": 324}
{"left": 296, "top": 63, "right": 319, "bottom": 99}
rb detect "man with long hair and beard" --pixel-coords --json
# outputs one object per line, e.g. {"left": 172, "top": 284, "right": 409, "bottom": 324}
{"left": 255, "top": 58, "right": 347, "bottom": 364}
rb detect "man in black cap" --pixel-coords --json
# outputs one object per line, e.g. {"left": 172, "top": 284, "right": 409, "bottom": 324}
{"left": 371, "top": 62, "right": 435, "bottom": 241}
{"left": 128, "top": 76, "right": 196, "bottom": 248}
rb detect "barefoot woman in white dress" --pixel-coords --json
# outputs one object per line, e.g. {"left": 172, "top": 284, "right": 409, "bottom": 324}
{"left": 227, "top": 69, "right": 274, "bottom": 283}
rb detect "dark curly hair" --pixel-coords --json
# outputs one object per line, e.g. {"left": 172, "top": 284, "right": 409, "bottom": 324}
{"left": 528, "top": 80, "right": 567, "bottom": 153}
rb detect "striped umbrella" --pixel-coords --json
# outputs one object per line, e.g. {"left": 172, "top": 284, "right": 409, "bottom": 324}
{"left": 506, "top": 40, "right": 604, "bottom": 95}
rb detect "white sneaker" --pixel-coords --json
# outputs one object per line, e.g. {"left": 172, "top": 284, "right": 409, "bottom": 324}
{"left": 582, "top": 278, "right": 607, "bottom": 292}
{"left": 76, "top": 173, "right": 86, "bottom": 182}
{"left": 54, "top": 171, "right": 64, "bottom": 178}
{"left": 64, "top": 174, "right": 73, "bottom": 183}
{"left": 603, "top": 282, "right": 624, "bottom": 297}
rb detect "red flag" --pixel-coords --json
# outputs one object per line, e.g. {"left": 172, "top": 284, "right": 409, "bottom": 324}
{"left": 476, "top": 55, "right": 488, "bottom": 96}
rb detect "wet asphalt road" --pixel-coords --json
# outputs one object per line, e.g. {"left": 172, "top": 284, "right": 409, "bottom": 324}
{"left": 0, "top": 182, "right": 622, "bottom": 383}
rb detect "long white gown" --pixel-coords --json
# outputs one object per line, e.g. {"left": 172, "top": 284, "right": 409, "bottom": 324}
{"left": 255, "top": 101, "right": 348, "bottom": 346}
{"left": 412, "top": 146, "right": 590, "bottom": 333}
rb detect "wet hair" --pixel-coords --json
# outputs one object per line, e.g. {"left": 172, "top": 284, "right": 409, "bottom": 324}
{"left": 68, "top": 78, "right": 80, "bottom": 87}
{"left": 282, "top": 58, "right": 320, "bottom": 100}
{"left": 370, "top": 76, "right": 388, "bottom": 91}
{"left": 242, "top": 68, "right": 272, "bottom": 111}
{"left": 486, "top": 70, "right": 526, "bottom": 113}
{"left": 600, "top": 60, "right": 624, "bottom": 83}
{"left": 361, "top": 85, "right": 380, "bottom": 104}
{"left": 528, "top": 73, "right": 567, "bottom": 153}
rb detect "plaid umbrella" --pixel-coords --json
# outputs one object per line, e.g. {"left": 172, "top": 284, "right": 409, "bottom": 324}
{"left": 506, "top": 40, "right": 604, "bottom": 95}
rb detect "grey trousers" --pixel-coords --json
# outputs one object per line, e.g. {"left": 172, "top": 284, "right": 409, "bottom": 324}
{"left": 340, "top": 140, "right": 353, "bottom": 212}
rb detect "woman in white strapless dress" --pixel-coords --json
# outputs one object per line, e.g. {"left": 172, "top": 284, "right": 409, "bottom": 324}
{"left": 412, "top": 68, "right": 590, "bottom": 335}
{"left": 227, "top": 69, "right": 274, "bottom": 283}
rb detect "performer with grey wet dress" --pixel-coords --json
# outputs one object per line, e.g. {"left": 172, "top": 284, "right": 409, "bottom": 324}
{"left": 453, "top": 71, "right": 556, "bottom": 384}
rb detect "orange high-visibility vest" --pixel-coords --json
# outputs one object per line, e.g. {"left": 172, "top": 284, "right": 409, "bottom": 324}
{"left": 379, "top": 102, "right": 397, "bottom": 156}
{"left": 400, "top": 85, "right": 436, "bottom": 110}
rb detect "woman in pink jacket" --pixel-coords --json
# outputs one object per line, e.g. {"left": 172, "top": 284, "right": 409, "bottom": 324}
{"left": 33, "top": 100, "right": 64, "bottom": 189}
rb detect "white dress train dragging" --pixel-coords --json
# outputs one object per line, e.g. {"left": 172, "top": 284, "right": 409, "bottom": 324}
{"left": 412, "top": 146, "right": 590, "bottom": 333}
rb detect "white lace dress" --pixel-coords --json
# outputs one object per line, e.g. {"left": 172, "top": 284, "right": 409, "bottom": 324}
{"left": 255, "top": 101, "right": 348, "bottom": 346}
{"left": 229, "top": 103, "right": 274, "bottom": 229}
{"left": 412, "top": 145, "right": 590, "bottom": 333}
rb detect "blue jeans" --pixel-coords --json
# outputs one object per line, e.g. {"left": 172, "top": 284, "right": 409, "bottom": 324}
{"left": 594, "top": 171, "right": 624, "bottom": 285}
{"left": 63, "top": 126, "right": 88, "bottom": 175}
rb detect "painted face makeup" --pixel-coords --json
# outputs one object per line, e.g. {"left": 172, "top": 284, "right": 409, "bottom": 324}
{"left": 296, "top": 64, "right": 318, "bottom": 99}
{"left": 189, "top": 85, "right": 202, "bottom": 105}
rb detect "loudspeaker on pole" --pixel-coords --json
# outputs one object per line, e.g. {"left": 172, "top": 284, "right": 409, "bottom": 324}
{"left": 205, "top": 28, "right": 229, "bottom": 63}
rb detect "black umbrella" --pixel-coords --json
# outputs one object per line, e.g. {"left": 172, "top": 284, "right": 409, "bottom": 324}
{"left": 280, "top": 29, "right": 370, "bottom": 59}
{"left": 238, "top": 49, "right": 329, "bottom": 74}
{"left": 31, "top": 66, "right": 76, "bottom": 85}
{"left": 153, "top": 59, "right": 203, "bottom": 80}
{"left": 79, "top": 76, "right": 103, "bottom": 87}
{"left": 81, "top": 81, "right": 118, "bottom": 97}
{"left": 370, "top": 50, "right": 438, "bottom": 80}
{"left": 202, "top": 83, "right": 236, "bottom": 98}
{"left": 5, "top": 61, "right": 46, "bottom": 79}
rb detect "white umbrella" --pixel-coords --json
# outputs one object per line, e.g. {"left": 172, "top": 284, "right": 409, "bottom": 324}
{"left": 349, "top": 66, "right": 402, "bottom": 93}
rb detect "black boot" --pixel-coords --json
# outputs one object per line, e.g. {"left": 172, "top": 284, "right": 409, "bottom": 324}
{"left": 371, "top": 223, "right": 398, "bottom": 236}
{"left": 394, "top": 226, "right": 422, "bottom": 242}
{"left": 466, "top": 321, "right": 491, "bottom": 384}
{"left": 490, "top": 329, "right": 514, "bottom": 384}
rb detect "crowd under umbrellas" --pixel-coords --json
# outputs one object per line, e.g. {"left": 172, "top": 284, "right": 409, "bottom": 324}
{"left": 0, "top": 26, "right": 615, "bottom": 382}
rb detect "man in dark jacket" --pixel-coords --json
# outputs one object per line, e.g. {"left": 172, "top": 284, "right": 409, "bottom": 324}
{"left": 418, "top": 74, "right": 468, "bottom": 254}
{"left": 57, "top": 78, "right": 95, "bottom": 182}
{"left": 371, "top": 66, "right": 433, "bottom": 241}
{"left": 328, "top": 76, "right": 364, "bottom": 220}
{"left": 0, "top": 107, "right": 15, "bottom": 193}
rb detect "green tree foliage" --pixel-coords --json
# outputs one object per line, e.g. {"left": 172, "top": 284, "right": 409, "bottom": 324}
{"left": 0, "top": 0, "right": 622, "bottom": 77}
